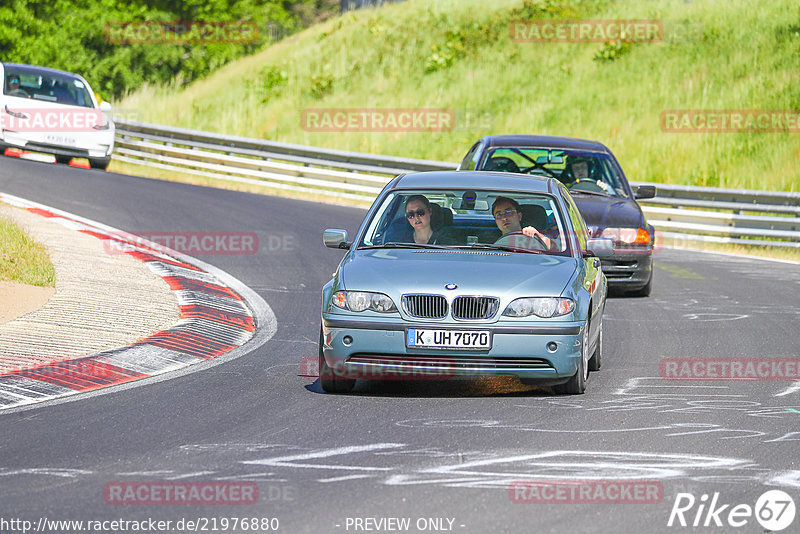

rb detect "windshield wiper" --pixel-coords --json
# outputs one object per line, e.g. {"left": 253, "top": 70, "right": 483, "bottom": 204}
{"left": 359, "top": 242, "right": 450, "bottom": 250}
{"left": 454, "top": 243, "right": 543, "bottom": 254}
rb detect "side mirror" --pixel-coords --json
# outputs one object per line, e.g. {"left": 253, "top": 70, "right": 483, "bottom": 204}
{"left": 635, "top": 185, "right": 656, "bottom": 200}
{"left": 323, "top": 229, "right": 350, "bottom": 249}
{"left": 584, "top": 238, "right": 615, "bottom": 257}
{"left": 99, "top": 101, "right": 112, "bottom": 113}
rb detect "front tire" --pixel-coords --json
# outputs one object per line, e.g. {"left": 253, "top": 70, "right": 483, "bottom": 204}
{"left": 554, "top": 323, "right": 589, "bottom": 395}
{"left": 318, "top": 327, "right": 355, "bottom": 394}
{"left": 89, "top": 156, "right": 111, "bottom": 170}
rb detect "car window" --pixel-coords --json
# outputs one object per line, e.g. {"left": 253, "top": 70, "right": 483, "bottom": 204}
{"left": 359, "top": 189, "right": 569, "bottom": 256}
{"left": 459, "top": 142, "right": 481, "bottom": 170}
{"left": 562, "top": 186, "right": 589, "bottom": 251}
{"left": 3, "top": 68, "right": 94, "bottom": 108}
{"left": 478, "top": 148, "right": 630, "bottom": 198}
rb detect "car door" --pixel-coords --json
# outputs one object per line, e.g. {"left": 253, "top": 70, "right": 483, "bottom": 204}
{"left": 563, "top": 186, "right": 603, "bottom": 339}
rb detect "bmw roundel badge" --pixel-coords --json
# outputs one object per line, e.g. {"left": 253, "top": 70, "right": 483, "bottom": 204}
{"left": 445, "top": 283, "right": 457, "bottom": 290}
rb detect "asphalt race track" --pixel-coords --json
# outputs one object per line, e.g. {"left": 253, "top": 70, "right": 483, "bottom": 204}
{"left": 2, "top": 157, "right": 800, "bottom": 533}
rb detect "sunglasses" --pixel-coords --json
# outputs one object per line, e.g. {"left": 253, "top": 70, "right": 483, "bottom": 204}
{"left": 406, "top": 208, "right": 428, "bottom": 219}
{"left": 493, "top": 209, "right": 517, "bottom": 220}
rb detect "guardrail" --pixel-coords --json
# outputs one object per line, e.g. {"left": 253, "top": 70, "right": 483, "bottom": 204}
{"left": 113, "top": 120, "right": 800, "bottom": 249}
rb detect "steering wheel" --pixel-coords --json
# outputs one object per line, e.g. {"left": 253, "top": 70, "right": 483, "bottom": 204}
{"left": 495, "top": 231, "right": 547, "bottom": 251}
{"left": 569, "top": 179, "right": 607, "bottom": 194}
{"left": 523, "top": 163, "right": 560, "bottom": 180}
{"left": 8, "top": 88, "right": 29, "bottom": 98}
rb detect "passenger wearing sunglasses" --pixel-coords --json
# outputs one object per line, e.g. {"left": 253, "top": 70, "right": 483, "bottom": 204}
{"left": 492, "top": 196, "right": 553, "bottom": 250}
{"left": 404, "top": 194, "right": 448, "bottom": 245}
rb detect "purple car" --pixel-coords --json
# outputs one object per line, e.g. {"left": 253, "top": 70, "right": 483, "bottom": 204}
{"left": 459, "top": 135, "right": 656, "bottom": 296}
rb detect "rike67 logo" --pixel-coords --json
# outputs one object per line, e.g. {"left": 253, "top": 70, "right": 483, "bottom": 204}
{"left": 667, "top": 490, "right": 796, "bottom": 530}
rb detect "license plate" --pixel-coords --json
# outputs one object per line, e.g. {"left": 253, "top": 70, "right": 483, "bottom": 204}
{"left": 407, "top": 329, "right": 491, "bottom": 350}
{"left": 44, "top": 134, "right": 76, "bottom": 146}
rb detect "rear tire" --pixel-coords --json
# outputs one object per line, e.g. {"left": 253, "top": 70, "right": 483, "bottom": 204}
{"left": 554, "top": 324, "right": 589, "bottom": 395}
{"left": 89, "top": 156, "right": 111, "bottom": 170}
{"left": 588, "top": 321, "right": 602, "bottom": 371}
{"left": 318, "top": 327, "right": 355, "bottom": 394}
{"left": 628, "top": 272, "right": 652, "bottom": 297}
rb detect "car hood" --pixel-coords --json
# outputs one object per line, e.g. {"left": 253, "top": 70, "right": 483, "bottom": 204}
{"left": 340, "top": 249, "right": 578, "bottom": 297}
{"left": 572, "top": 195, "right": 645, "bottom": 235}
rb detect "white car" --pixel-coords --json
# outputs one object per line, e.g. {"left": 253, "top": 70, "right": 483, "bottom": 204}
{"left": 0, "top": 62, "right": 115, "bottom": 170}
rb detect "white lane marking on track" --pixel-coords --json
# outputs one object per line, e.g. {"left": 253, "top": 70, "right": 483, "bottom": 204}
{"left": 224, "top": 476, "right": 289, "bottom": 482}
{"left": 115, "top": 471, "right": 175, "bottom": 476}
{"left": 765, "top": 432, "right": 800, "bottom": 442}
{"left": 0, "top": 468, "right": 93, "bottom": 478}
{"left": 242, "top": 443, "right": 405, "bottom": 471}
{"left": 164, "top": 471, "right": 217, "bottom": 480}
{"left": 383, "top": 450, "right": 752, "bottom": 488}
{"left": 775, "top": 381, "right": 800, "bottom": 397}
{"left": 317, "top": 474, "right": 374, "bottom": 483}
{"left": 613, "top": 376, "right": 743, "bottom": 396}
{"left": 682, "top": 313, "right": 748, "bottom": 321}
{"left": 395, "top": 419, "right": 766, "bottom": 440}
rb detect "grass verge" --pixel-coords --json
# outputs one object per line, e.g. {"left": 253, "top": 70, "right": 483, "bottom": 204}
{"left": 0, "top": 211, "right": 57, "bottom": 287}
{"left": 117, "top": 0, "right": 800, "bottom": 192}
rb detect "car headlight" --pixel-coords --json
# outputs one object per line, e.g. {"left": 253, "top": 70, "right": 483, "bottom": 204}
{"left": 503, "top": 297, "right": 575, "bottom": 318}
{"left": 600, "top": 227, "right": 651, "bottom": 245}
{"left": 331, "top": 291, "right": 397, "bottom": 313}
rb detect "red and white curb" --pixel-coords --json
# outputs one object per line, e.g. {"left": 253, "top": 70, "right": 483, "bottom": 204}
{"left": 0, "top": 193, "right": 275, "bottom": 411}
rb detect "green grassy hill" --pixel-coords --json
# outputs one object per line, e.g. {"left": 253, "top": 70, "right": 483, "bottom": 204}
{"left": 119, "top": 0, "right": 800, "bottom": 191}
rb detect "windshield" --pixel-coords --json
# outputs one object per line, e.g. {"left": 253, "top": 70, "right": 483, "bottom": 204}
{"left": 480, "top": 148, "right": 630, "bottom": 198}
{"left": 359, "top": 189, "right": 570, "bottom": 256}
{"left": 3, "top": 67, "right": 95, "bottom": 108}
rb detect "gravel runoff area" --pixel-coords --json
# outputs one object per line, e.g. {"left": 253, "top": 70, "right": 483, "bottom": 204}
{"left": 0, "top": 203, "right": 180, "bottom": 374}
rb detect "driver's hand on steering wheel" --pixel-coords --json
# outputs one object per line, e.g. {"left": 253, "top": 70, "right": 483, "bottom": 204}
{"left": 522, "top": 226, "right": 552, "bottom": 249}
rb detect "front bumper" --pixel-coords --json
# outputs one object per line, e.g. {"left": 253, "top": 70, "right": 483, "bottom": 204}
{"left": 599, "top": 249, "right": 652, "bottom": 288}
{"left": 1, "top": 130, "right": 114, "bottom": 159}
{"left": 321, "top": 315, "right": 585, "bottom": 383}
